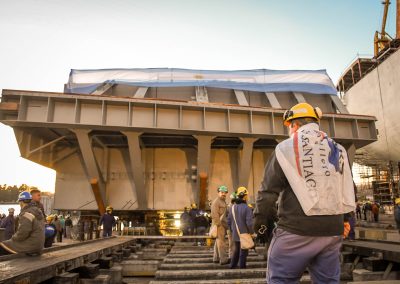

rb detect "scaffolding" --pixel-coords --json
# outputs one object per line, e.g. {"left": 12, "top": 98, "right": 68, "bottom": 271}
{"left": 353, "top": 162, "right": 399, "bottom": 205}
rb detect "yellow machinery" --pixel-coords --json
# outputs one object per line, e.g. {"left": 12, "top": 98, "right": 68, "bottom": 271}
{"left": 374, "top": 0, "right": 394, "bottom": 57}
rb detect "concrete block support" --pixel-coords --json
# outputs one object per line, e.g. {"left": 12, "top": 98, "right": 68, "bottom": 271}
{"left": 80, "top": 275, "right": 111, "bottom": 284}
{"left": 93, "top": 256, "right": 114, "bottom": 269}
{"left": 53, "top": 272, "right": 79, "bottom": 284}
{"left": 121, "top": 260, "right": 160, "bottom": 276}
{"left": 73, "top": 263, "right": 100, "bottom": 279}
{"left": 99, "top": 265, "right": 122, "bottom": 284}
{"left": 353, "top": 269, "right": 400, "bottom": 282}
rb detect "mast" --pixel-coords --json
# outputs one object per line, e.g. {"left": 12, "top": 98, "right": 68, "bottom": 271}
{"left": 397, "top": 0, "right": 400, "bottom": 39}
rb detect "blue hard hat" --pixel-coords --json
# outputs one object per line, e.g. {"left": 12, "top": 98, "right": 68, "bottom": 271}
{"left": 45, "top": 224, "right": 56, "bottom": 238}
{"left": 17, "top": 191, "right": 32, "bottom": 202}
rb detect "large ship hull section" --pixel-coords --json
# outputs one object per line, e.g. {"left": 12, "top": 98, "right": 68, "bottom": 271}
{"left": 343, "top": 49, "right": 400, "bottom": 165}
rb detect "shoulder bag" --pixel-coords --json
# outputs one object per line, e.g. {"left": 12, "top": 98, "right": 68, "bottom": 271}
{"left": 209, "top": 208, "right": 225, "bottom": 238}
{"left": 232, "top": 204, "right": 254, "bottom": 250}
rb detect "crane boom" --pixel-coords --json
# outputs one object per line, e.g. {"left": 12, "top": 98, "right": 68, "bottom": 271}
{"left": 374, "top": 0, "right": 394, "bottom": 57}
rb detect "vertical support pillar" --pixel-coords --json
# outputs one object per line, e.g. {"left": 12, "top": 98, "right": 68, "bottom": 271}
{"left": 345, "top": 143, "right": 356, "bottom": 167}
{"left": 122, "top": 131, "right": 146, "bottom": 209}
{"left": 238, "top": 138, "right": 256, "bottom": 188}
{"left": 194, "top": 135, "right": 213, "bottom": 209}
{"left": 73, "top": 129, "right": 106, "bottom": 214}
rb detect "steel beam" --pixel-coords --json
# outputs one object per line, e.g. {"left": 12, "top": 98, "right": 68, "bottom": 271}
{"left": 91, "top": 82, "right": 114, "bottom": 95}
{"left": 27, "top": 135, "right": 66, "bottom": 158}
{"left": 194, "top": 135, "right": 214, "bottom": 204}
{"left": 330, "top": 95, "right": 349, "bottom": 114}
{"left": 0, "top": 90, "right": 377, "bottom": 148}
{"left": 234, "top": 90, "right": 249, "bottom": 106}
{"left": 345, "top": 143, "right": 356, "bottom": 167}
{"left": 293, "top": 92, "right": 306, "bottom": 103}
{"left": 72, "top": 129, "right": 106, "bottom": 213}
{"left": 51, "top": 147, "right": 78, "bottom": 166}
{"left": 264, "top": 92, "right": 282, "bottom": 108}
{"left": 133, "top": 87, "right": 148, "bottom": 98}
{"left": 238, "top": 138, "right": 257, "bottom": 188}
{"left": 195, "top": 86, "right": 209, "bottom": 102}
{"left": 122, "top": 131, "right": 146, "bottom": 209}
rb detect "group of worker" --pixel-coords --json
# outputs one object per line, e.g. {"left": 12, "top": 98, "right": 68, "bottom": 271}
{"left": 210, "top": 185, "right": 254, "bottom": 269}
{"left": 180, "top": 203, "right": 210, "bottom": 237}
{"left": 0, "top": 190, "right": 45, "bottom": 255}
{"left": 0, "top": 102, "right": 358, "bottom": 283}
{"left": 44, "top": 214, "right": 73, "bottom": 247}
{"left": 356, "top": 201, "right": 381, "bottom": 222}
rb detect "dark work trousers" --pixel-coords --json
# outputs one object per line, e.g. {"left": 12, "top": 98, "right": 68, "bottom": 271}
{"left": 57, "top": 230, "right": 63, "bottom": 242}
{"left": 103, "top": 228, "right": 113, "bottom": 237}
{"left": 230, "top": 241, "right": 249, "bottom": 269}
{"left": 356, "top": 210, "right": 361, "bottom": 220}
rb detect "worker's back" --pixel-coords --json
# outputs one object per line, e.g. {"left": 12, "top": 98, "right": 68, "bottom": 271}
{"left": 1, "top": 205, "right": 44, "bottom": 254}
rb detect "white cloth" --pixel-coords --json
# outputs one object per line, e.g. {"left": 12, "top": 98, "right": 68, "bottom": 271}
{"left": 275, "top": 123, "right": 355, "bottom": 216}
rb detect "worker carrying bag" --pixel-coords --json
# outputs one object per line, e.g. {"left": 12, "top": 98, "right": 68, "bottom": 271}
{"left": 232, "top": 204, "right": 254, "bottom": 250}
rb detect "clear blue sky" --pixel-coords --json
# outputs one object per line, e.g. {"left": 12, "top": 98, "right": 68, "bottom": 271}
{"left": 0, "top": 0, "right": 397, "bottom": 191}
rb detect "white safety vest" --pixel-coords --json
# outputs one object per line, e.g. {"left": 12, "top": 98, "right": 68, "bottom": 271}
{"left": 275, "top": 123, "right": 355, "bottom": 216}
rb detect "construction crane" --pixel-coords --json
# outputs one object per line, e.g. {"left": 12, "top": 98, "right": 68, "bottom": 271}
{"left": 374, "top": 0, "right": 394, "bottom": 57}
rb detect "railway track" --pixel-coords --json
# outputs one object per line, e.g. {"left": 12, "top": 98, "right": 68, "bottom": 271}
{"left": 1, "top": 237, "right": 400, "bottom": 283}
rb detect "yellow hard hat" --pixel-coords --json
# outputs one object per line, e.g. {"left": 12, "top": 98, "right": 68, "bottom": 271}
{"left": 237, "top": 186, "right": 248, "bottom": 197}
{"left": 46, "top": 215, "right": 54, "bottom": 222}
{"left": 395, "top": 198, "right": 400, "bottom": 205}
{"left": 191, "top": 203, "right": 197, "bottom": 209}
{"left": 106, "top": 206, "right": 113, "bottom": 211}
{"left": 283, "top": 103, "right": 322, "bottom": 126}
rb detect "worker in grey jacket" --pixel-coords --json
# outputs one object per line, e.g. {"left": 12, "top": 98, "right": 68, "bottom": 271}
{"left": 254, "top": 103, "right": 355, "bottom": 284}
{"left": 0, "top": 192, "right": 45, "bottom": 255}
{"left": 211, "top": 185, "right": 229, "bottom": 265}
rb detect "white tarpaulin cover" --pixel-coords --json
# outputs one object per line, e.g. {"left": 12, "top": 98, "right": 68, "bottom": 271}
{"left": 66, "top": 68, "right": 337, "bottom": 95}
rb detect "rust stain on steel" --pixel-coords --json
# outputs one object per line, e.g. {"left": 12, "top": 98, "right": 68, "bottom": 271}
{"left": 0, "top": 102, "right": 19, "bottom": 111}
{"left": 90, "top": 178, "right": 106, "bottom": 215}
{"left": 199, "top": 172, "right": 208, "bottom": 210}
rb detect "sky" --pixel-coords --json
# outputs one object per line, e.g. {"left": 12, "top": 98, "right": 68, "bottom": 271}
{"left": 0, "top": 0, "right": 397, "bottom": 192}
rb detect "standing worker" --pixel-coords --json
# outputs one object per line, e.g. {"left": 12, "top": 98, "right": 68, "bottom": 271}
{"left": 194, "top": 211, "right": 209, "bottom": 245}
{"left": 30, "top": 188, "right": 46, "bottom": 217}
{"left": 0, "top": 208, "right": 16, "bottom": 240}
{"left": 394, "top": 198, "right": 400, "bottom": 233}
{"left": 227, "top": 192, "right": 238, "bottom": 261}
{"left": 227, "top": 187, "right": 254, "bottom": 269}
{"left": 188, "top": 203, "right": 199, "bottom": 235}
{"left": 65, "top": 215, "right": 73, "bottom": 239}
{"left": 99, "top": 206, "right": 115, "bottom": 237}
{"left": 211, "top": 185, "right": 229, "bottom": 265}
{"left": 180, "top": 207, "right": 191, "bottom": 236}
{"left": 44, "top": 215, "right": 56, "bottom": 248}
{"left": 254, "top": 103, "right": 356, "bottom": 283}
{"left": 0, "top": 192, "right": 45, "bottom": 255}
{"left": 53, "top": 215, "right": 62, "bottom": 242}
{"left": 60, "top": 215, "right": 66, "bottom": 238}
